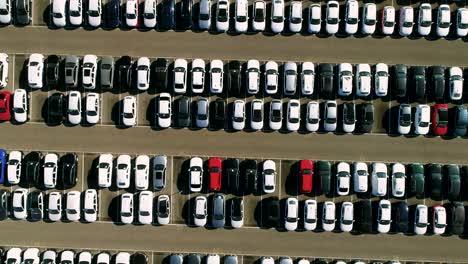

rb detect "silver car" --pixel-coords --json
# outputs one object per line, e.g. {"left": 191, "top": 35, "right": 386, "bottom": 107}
{"left": 100, "top": 56, "right": 114, "bottom": 90}
{"left": 153, "top": 155, "right": 167, "bottom": 190}
{"left": 212, "top": 194, "right": 225, "bottom": 228}
{"left": 64, "top": 55, "right": 79, "bottom": 88}
{"left": 196, "top": 98, "right": 209, "bottom": 128}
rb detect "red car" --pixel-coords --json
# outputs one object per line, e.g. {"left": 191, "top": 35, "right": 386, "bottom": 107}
{"left": 432, "top": 104, "right": 448, "bottom": 136}
{"left": 0, "top": 91, "right": 11, "bottom": 121}
{"left": 208, "top": 157, "right": 222, "bottom": 192}
{"left": 299, "top": 159, "right": 313, "bottom": 193}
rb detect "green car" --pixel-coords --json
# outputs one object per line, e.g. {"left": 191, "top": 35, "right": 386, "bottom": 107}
{"left": 318, "top": 161, "right": 332, "bottom": 196}
{"left": 410, "top": 164, "right": 425, "bottom": 198}
{"left": 447, "top": 165, "right": 461, "bottom": 201}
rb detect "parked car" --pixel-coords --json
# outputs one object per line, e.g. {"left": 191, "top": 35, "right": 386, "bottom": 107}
{"left": 306, "top": 101, "right": 319, "bottom": 132}
{"left": 29, "top": 191, "right": 43, "bottom": 221}
{"left": 85, "top": 93, "right": 100, "bottom": 124}
{"left": 356, "top": 64, "right": 371, "bottom": 97}
{"left": 138, "top": 191, "right": 153, "bottom": 224}
{"left": 449, "top": 67, "right": 464, "bottom": 101}
{"left": 173, "top": 58, "right": 188, "bottom": 94}
{"left": 342, "top": 102, "right": 356, "bottom": 133}
{"left": 413, "top": 66, "right": 426, "bottom": 101}
{"left": 230, "top": 197, "right": 244, "bottom": 228}
{"left": 265, "top": 61, "right": 279, "bottom": 95}
{"left": 336, "top": 162, "right": 351, "bottom": 196}
{"left": 269, "top": 99, "right": 282, "bottom": 131}
{"left": 64, "top": 55, "right": 79, "bottom": 88}
{"left": 176, "top": 96, "right": 190, "bottom": 128}
{"left": 227, "top": 158, "right": 241, "bottom": 194}
{"left": 0, "top": 91, "right": 11, "bottom": 121}
{"left": 198, "top": 0, "right": 211, "bottom": 30}
{"left": 375, "top": 63, "right": 389, "bottom": 97}
{"left": 65, "top": 191, "right": 81, "bottom": 221}
{"left": 45, "top": 55, "right": 60, "bottom": 89}
{"left": 429, "top": 163, "right": 442, "bottom": 199}
{"left": 0, "top": 0, "right": 12, "bottom": 24}
{"left": 377, "top": 200, "right": 392, "bottom": 233}
{"left": 286, "top": 100, "right": 300, "bottom": 132}
{"left": 252, "top": 0, "right": 265, "bottom": 31}
{"left": 250, "top": 99, "right": 264, "bottom": 131}
{"left": 51, "top": 0, "right": 66, "bottom": 27}
{"left": 299, "top": 160, "right": 313, "bottom": 194}
{"left": 410, "top": 163, "right": 425, "bottom": 198}
{"left": 210, "top": 60, "right": 224, "bottom": 94}
{"left": 137, "top": 57, "right": 150, "bottom": 90}
{"left": 308, "top": 4, "right": 321, "bottom": 33}
{"left": 232, "top": 100, "right": 246, "bottom": 131}
{"left": 353, "top": 162, "right": 368, "bottom": 193}
{"left": 67, "top": 91, "right": 82, "bottom": 125}
{"left": 245, "top": 160, "right": 258, "bottom": 194}
{"left": 157, "top": 195, "right": 170, "bottom": 225}
{"left": 83, "top": 189, "right": 98, "bottom": 222}
{"left": 322, "top": 201, "right": 336, "bottom": 231}
{"left": 106, "top": 0, "right": 120, "bottom": 28}
{"left": 118, "top": 56, "right": 133, "bottom": 90}
{"left": 304, "top": 199, "right": 317, "bottom": 231}
{"left": 344, "top": 0, "right": 359, "bottom": 35}
{"left": 0, "top": 53, "right": 9, "bottom": 88}
{"left": 43, "top": 153, "right": 58, "bottom": 188}
{"left": 414, "top": 104, "right": 430, "bottom": 135}
{"left": 436, "top": 5, "right": 451, "bottom": 37}
{"left": 153, "top": 58, "right": 169, "bottom": 90}
{"left": 284, "top": 62, "right": 297, "bottom": 95}
{"left": 414, "top": 204, "right": 429, "bottom": 235}
{"left": 212, "top": 194, "right": 225, "bottom": 228}
{"left": 196, "top": 98, "right": 209, "bottom": 128}
{"left": 262, "top": 160, "right": 276, "bottom": 193}
{"left": 191, "top": 59, "right": 205, "bottom": 94}
{"left": 16, "top": 0, "right": 31, "bottom": 25}
{"left": 265, "top": 198, "right": 280, "bottom": 228}
{"left": 270, "top": 0, "right": 285, "bottom": 33}
{"left": 359, "top": 103, "right": 374, "bottom": 133}
{"left": 135, "top": 155, "right": 150, "bottom": 191}
{"left": 60, "top": 153, "right": 78, "bottom": 189}
{"left": 446, "top": 165, "right": 461, "bottom": 201}
{"left": 235, "top": 0, "right": 248, "bottom": 32}
{"left": 432, "top": 104, "right": 448, "bottom": 136}
{"left": 326, "top": 1, "right": 339, "bottom": 34}
{"left": 160, "top": 0, "right": 175, "bottom": 29}
{"left": 153, "top": 155, "right": 167, "bottom": 190}
{"left": 82, "top": 54, "right": 98, "bottom": 90}
{"left": 362, "top": 3, "right": 376, "bottom": 34}
{"left": 158, "top": 93, "right": 172, "bottom": 128}
{"left": 228, "top": 61, "right": 242, "bottom": 96}
{"left": 393, "top": 202, "right": 408, "bottom": 233}
{"left": 87, "top": 0, "right": 102, "bottom": 27}
{"left": 457, "top": 8, "right": 468, "bottom": 37}
{"left": 393, "top": 64, "right": 407, "bottom": 97}
{"left": 120, "top": 193, "right": 133, "bottom": 224}
{"left": 431, "top": 66, "right": 445, "bottom": 100}
{"left": 338, "top": 63, "right": 353, "bottom": 97}
{"left": 122, "top": 96, "right": 137, "bottom": 127}
{"left": 318, "top": 161, "right": 332, "bottom": 196}
{"left": 433, "top": 205, "right": 447, "bottom": 235}
{"left": 324, "top": 100, "right": 337, "bottom": 132}
{"left": 399, "top": 6, "right": 414, "bottom": 36}
{"left": 7, "top": 150, "right": 22, "bottom": 184}
{"left": 398, "top": 104, "right": 411, "bottom": 135}
{"left": 372, "top": 163, "right": 388, "bottom": 197}
{"left": 289, "top": 1, "right": 302, "bottom": 33}
{"left": 454, "top": 106, "right": 467, "bottom": 137}
{"left": 28, "top": 53, "right": 44, "bottom": 89}
{"left": 355, "top": 200, "right": 372, "bottom": 233}
{"left": 193, "top": 196, "right": 207, "bottom": 227}
{"left": 320, "top": 64, "right": 334, "bottom": 97}
{"left": 216, "top": 0, "right": 229, "bottom": 31}
{"left": 340, "top": 202, "right": 354, "bottom": 232}
{"left": 449, "top": 202, "right": 465, "bottom": 235}
{"left": 97, "top": 153, "right": 113, "bottom": 188}
{"left": 189, "top": 157, "right": 203, "bottom": 192}
{"left": 418, "top": 3, "right": 432, "bottom": 36}
{"left": 48, "top": 192, "right": 62, "bottom": 221}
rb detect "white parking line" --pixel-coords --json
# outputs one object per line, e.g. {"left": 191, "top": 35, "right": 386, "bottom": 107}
{"left": 81, "top": 153, "right": 85, "bottom": 192}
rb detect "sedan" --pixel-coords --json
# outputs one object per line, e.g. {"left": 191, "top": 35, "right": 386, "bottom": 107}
{"left": 120, "top": 193, "right": 134, "bottom": 224}
{"left": 28, "top": 53, "right": 44, "bottom": 89}
{"left": 270, "top": 0, "right": 284, "bottom": 33}
{"left": 66, "top": 191, "right": 81, "bottom": 221}
{"left": 7, "top": 150, "right": 22, "bottom": 184}
{"left": 43, "top": 153, "right": 58, "bottom": 188}
{"left": 265, "top": 61, "right": 279, "bottom": 95}
{"left": 125, "top": 0, "right": 138, "bottom": 27}
{"left": 432, "top": 205, "right": 446, "bottom": 235}
{"left": 372, "top": 162, "right": 388, "bottom": 197}
{"left": 377, "top": 200, "right": 391, "bottom": 233}
{"left": 324, "top": 100, "right": 337, "bottom": 132}
{"left": 375, "top": 63, "right": 389, "bottom": 97}
{"left": 418, "top": 3, "right": 432, "bottom": 36}
{"left": 432, "top": 104, "right": 448, "bottom": 136}
{"left": 158, "top": 93, "right": 172, "bottom": 128}
{"left": 308, "top": 4, "right": 321, "bottom": 33}
{"left": 436, "top": 5, "right": 451, "bottom": 37}
{"left": 340, "top": 202, "right": 354, "bottom": 232}
{"left": 138, "top": 191, "right": 153, "bottom": 224}
{"left": 83, "top": 189, "right": 98, "bottom": 222}
{"left": 361, "top": 3, "right": 376, "bottom": 34}
{"left": 251, "top": 99, "right": 263, "bottom": 131}
{"left": 231, "top": 197, "right": 244, "bottom": 228}
{"left": 269, "top": 99, "right": 282, "bottom": 130}
{"left": 82, "top": 54, "right": 98, "bottom": 90}
{"left": 262, "top": 160, "right": 276, "bottom": 193}
{"left": 210, "top": 60, "right": 224, "bottom": 94}
{"left": 232, "top": 99, "right": 246, "bottom": 131}
{"left": 191, "top": 59, "right": 205, "bottom": 94}
{"left": 391, "top": 163, "right": 406, "bottom": 198}
{"left": 0, "top": 91, "right": 11, "bottom": 121}
{"left": 336, "top": 162, "right": 351, "bottom": 196}
{"left": 122, "top": 96, "right": 137, "bottom": 127}
{"left": 48, "top": 192, "right": 62, "bottom": 221}
{"left": 398, "top": 104, "right": 411, "bottom": 135}
{"left": 449, "top": 67, "right": 463, "bottom": 101}
{"left": 153, "top": 155, "right": 167, "bottom": 190}
{"left": 98, "top": 153, "right": 113, "bottom": 188}
{"left": 284, "top": 197, "right": 298, "bottom": 231}
{"left": 322, "top": 201, "right": 336, "bottom": 231}
{"left": 135, "top": 155, "right": 150, "bottom": 191}
{"left": 399, "top": 6, "right": 414, "bottom": 36}
{"left": 326, "top": 1, "right": 339, "bottom": 34}
{"left": 67, "top": 91, "right": 81, "bottom": 125}
{"left": 216, "top": 0, "right": 229, "bottom": 31}
{"left": 193, "top": 196, "right": 207, "bottom": 227}
{"left": 433, "top": 66, "right": 446, "bottom": 99}
{"left": 345, "top": 0, "right": 359, "bottom": 35}
{"left": 304, "top": 199, "right": 317, "bottom": 231}
{"left": 116, "top": 155, "right": 131, "bottom": 189}
{"left": 252, "top": 0, "right": 266, "bottom": 31}
{"left": 414, "top": 204, "right": 428, "bottom": 235}
{"left": 353, "top": 162, "right": 368, "bottom": 193}
{"left": 157, "top": 195, "right": 170, "bottom": 225}
{"left": 137, "top": 57, "right": 150, "bottom": 90}
{"left": 85, "top": 93, "right": 100, "bottom": 124}
{"left": 306, "top": 101, "right": 319, "bottom": 132}
{"left": 286, "top": 100, "right": 300, "bottom": 132}
{"left": 381, "top": 6, "right": 395, "bottom": 35}
{"left": 189, "top": 157, "right": 203, "bottom": 192}
{"left": 356, "top": 64, "right": 371, "bottom": 97}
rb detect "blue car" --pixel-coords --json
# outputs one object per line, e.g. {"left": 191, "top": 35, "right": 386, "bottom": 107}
{"left": 0, "top": 149, "right": 5, "bottom": 184}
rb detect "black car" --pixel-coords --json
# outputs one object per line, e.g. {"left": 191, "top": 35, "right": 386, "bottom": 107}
{"left": 355, "top": 200, "right": 372, "bottom": 233}
{"left": 392, "top": 202, "right": 408, "bottom": 233}
{"left": 160, "top": 0, "right": 175, "bottom": 30}
{"left": 23, "top": 151, "right": 42, "bottom": 187}
{"left": 176, "top": 96, "right": 190, "bottom": 127}
{"left": 47, "top": 93, "right": 64, "bottom": 125}
{"left": 431, "top": 66, "right": 445, "bottom": 100}
{"left": 106, "top": 0, "right": 121, "bottom": 28}
{"left": 446, "top": 165, "right": 461, "bottom": 201}
{"left": 186, "top": 254, "right": 201, "bottom": 264}
{"left": 212, "top": 98, "right": 225, "bottom": 128}
{"left": 244, "top": 160, "right": 258, "bottom": 194}
{"left": 449, "top": 202, "right": 465, "bottom": 235}
{"left": 118, "top": 56, "right": 133, "bottom": 90}
{"left": 265, "top": 197, "right": 280, "bottom": 228}
{"left": 320, "top": 64, "right": 334, "bottom": 98}
{"left": 29, "top": 191, "right": 43, "bottom": 221}
{"left": 45, "top": 55, "right": 60, "bottom": 89}
{"left": 413, "top": 66, "right": 426, "bottom": 101}
{"left": 226, "top": 158, "right": 240, "bottom": 194}
{"left": 132, "top": 253, "right": 148, "bottom": 264}
{"left": 0, "top": 190, "right": 9, "bottom": 220}
{"left": 342, "top": 103, "right": 355, "bottom": 131}
{"left": 60, "top": 153, "right": 78, "bottom": 189}
{"left": 230, "top": 198, "right": 243, "bottom": 226}
{"left": 178, "top": 0, "right": 192, "bottom": 29}
{"left": 317, "top": 161, "right": 331, "bottom": 196}
{"left": 359, "top": 103, "right": 374, "bottom": 133}
{"left": 393, "top": 64, "right": 407, "bottom": 97}
{"left": 410, "top": 163, "right": 425, "bottom": 198}
{"left": 15, "top": 0, "right": 31, "bottom": 25}
{"left": 429, "top": 163, "right": 442, "bottom": 200}
{"left": 228, "top": 61, "right": 242, "bottom": 96}
{"left": 153, "top": 58, "right": 169, "bottom": 91}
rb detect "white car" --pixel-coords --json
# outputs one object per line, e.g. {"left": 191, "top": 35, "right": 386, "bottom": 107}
{"left": 235, "top": 0, "right": 248, "bottom": 32}
{"left": 138, "top": 191, "right": 153, "bottom": 224}
{"left": 48, "top": 192, "right": 62, "bottom": 221}
{"left": 42, "top": 251, "right": 57, "bottom": 264}
{"left": 336, "top": 162, "right": 351, "bottom": 196}
{"left": 375, "top": 63, "right": 389, "bottom": 97}
{"left": 306, "top": 101, "right": 319, "bottom": 132}
{"left": 116, "top": 154, "right": 131, "bottom": 189}
{"left": 82, "top": 54, "right": 98, "bottom": 89}
{"left": 85, "top": 93, "right": 100, "bottom": 124}
{"left": 194, "top": 196, "right": 208, "bottom": 227}
{"left": 414, "top": 104, "right": 430, "bottom": 135}
{"left": 301, "top": 62, "right": 315, "bottom": 95}
{"left": 196, "top": 98, "right": 209, "bottom": 128}
{"left": 436, "top": 5, "right": 451, "bottom": 37}
{"left": 414, "top": 204, "right": 428, "bottom": 235}
{"left": 457, "top": 8, "right": 468, "bottom": 37}
{"left": 418, "top": 3, "right": 432, "bottom": 36}
{"left": 284, "top": 62, "right": 297, "bottom": 95}
{"left": 199, "top": 0, "right": 211, "bottom": 29}
{"left": 52, "top": 0, "right": 66, "bottom": 27}
{"left": 372, "top": 162, "right": 388, "bottom": 197}
{"left": 232, "top": 100, "right": 246, "bottom": 130}
{"left": 143, "top": 0, "right": 157, "bottom": 28}
{"left": 269, "top": 99, "right": 282, "bottom": 130}
{"left": 262, "top": 160, "right": 276, "bottom": 193}
{"left": 12, "top": 88, "right": 28, "bottom": 123}
{"left": 356, "top": 64, "right": 371, "bottom": 97}
{"left": 0, "top": 53, "right": 8, "bottom": 88}
{"left": 69, "top": 0, "right": 83, "bottom": 26}
{"left": 216, "top": 0, "right": 229, "bottom": 31}
{"left": 247, "top": 60, "right": 260, "bottom": 94}
{"left": 361, "top": 3, "right": 376, "bottom": 34}
{"left": 391, "top": 163, "right": 406, "bottom": 198}
{"left": 87, "top": 0, "right": 102, "bottom": 27}
{"left": 270, "top": 0, "right": 285, "bottom": 33}
{"left": 137, "top": 57, "right": 150, "bottom": 90}
{"left": 345, "top": 0, "right": 359, "bottom": 35}
{"left": 66, "top": 191, "right": 81, "bottom": 221}
{"left": 7, "top": 150, "right": 22, "bottom": 184}
{"left": 115, "top": 253, "right": 130, "bottom": 264}
{"left": 189, "top": 157, "right": 203, "bottom": 192}
{"left": 43, "top": 153, "right": 58, "bottom": 188}
{"left": 122, "top": 96, "right": 137, "bottom": 127}
{"left": 250, "top": 99, "right": 263, "bottom": 130}
{"left": 120, "top": 193, "right": 134, "bottom": 224}
{"left": 6, "top": 248, "right": 22, "bottom": 264}
{"left": 322, "top": 201, "right": 336, "bottom": 231}
{"left": 252, "top": 0, "right": 266, "bottom": 31}
{"left": 381, "top": 6, "right": 395, "bottom": 35}
{"left": 158, "top": 93, "right": 172, "bottom": 128}
{"left": 60, "top": 251, "right": 75, "bottom": 264}
{"left": 289, "top": 1, "right": 302, "bottom": 33}
{"left": 157, "top": 195, "right": 171, "bottom": 225}
{"left": 353, "top": 162, "right": 368, "bottom": 193}
{"left": 399, "top": 6, "right": 414, "bottom": 36}
{"left": 0, "top": 0, "right": 12, "bottom": 24}
{"left": 126, "top": 0, "right": 138, "bottom": 27}
{"left": 377, "top": 200, "right": 392, "bottom": 233}
{"left": 98, "top": 153, "right": 113, "bottom": 188}
{"left": 338, "top": 63, "right": 353, "bottom": 96}
{"left": 210, "top": 60, "right": 224, "bottom": 93}
{"left": 286, "top": 99, "right": 300, "bottom": 132}
{"left": 12, "top": 188, "right": 28, "bottom": 219}
{"left": 261, "top": 257, "right": 274, "bottom": 264}
{"left": 96, "top": 253, "right": 110, "bottom": 264}
{"left": 433, "top": 206, "right": 446, "bottom": 235}
{"left": 135, "top": 155, "right": 150, "bottom": 191}
{"left": 24, "top": 248, "right": 40, "bottom": 264}
{"left": 83, "top": 189, "right": 98, "bottom": 222}
{"left": 174, "top": 59, "right": 188, "bottom": 94}
{"left": 398, "top": 104, "right": 411, "bottom": 135}
{"left": 308, "top": 4, "right": 321, "bottom": 33}
{"left": 340, "top": 202, "right": 354, "bottom": 232}
{"left": 324, "top": 100, "right": 337, "bottom": 132}
{"left": 326, "top": 1, "right": 339, "bottom": 34}
{"left": 68, "top": 91, "right": 82, "bottom": 125}
{"left": 449, "top": 67, "right": 463, "bottom": 101}
{"left": 28, "top": 53, "right": 44, "bottom": 89}
{"left": 191, "top": 59, "right": 205, "bottom": 94}
{"left": 304, "top": 199, "right": 317, "bottom": 231}
{"left": 265, "top": 61, "right": 279, "bottom": 94}
{"left": 284, "top": 197, "right": 298, "bottom": 231}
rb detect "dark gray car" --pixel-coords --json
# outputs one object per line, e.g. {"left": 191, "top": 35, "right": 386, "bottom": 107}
{"left": 169, "top": 254, "right": 183, "bottom": 264}
{"left": 177, "top": 96, "right": 190, "bottom": 127}
{"left": 450, "top": 202, "right": 465, "bottom": 235}
{"left": 393, "top": 64, "right": 407, "bottom": 97}
{"left": 431, "top": 66, "right": 445, "bottom": 100}
{"left": 224, "top": 256, "right": 238, "bottom": 264}
{"left": 15, "top": 0, "right": 31, "bottom": 25}
{"left": 320, "top": 64, "right": 334, "bottom": 98}
{"left": 211, "top": 194, "right": 225, "bottom": 228}
{"left": 454, "top": 105, "right": 467, "bottom": 136}
{"left": 187, "top": 255, "right": 201, "bottom": 264}
{"left": 100, "top": 56, "right": 115, "bottom": 90}
{"left": 359, "top": 103, "right": 374, "bottom": 133}
{"left": 64, "top": 55, "right": 79, "bottom": 88}
{"left": 413, "top": 66, "right": 426, "bottom": 101}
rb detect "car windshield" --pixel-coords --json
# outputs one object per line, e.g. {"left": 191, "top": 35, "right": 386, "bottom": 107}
{"left": 384, "top": 20, "right": 394, "bottom": 27}
{"left": 144, "top": 12, "right": 155, "bottom": 19}
{"left": 420, "top": 20, "right": 431, "bottom": 27}
{"left": 438, "top": 110, "right": 448, "bottom": 127}
{"left": 13, "top": 107, "right": 25, "bottom": 113}
{"left": 70, "top": 10, "right": 80, "bottom": 16}
{"left": 420, "top": 121, "right": 429, "bottom": 127}
{"left": 140, "top": 211, "right": 150, "bottom": 216}
{"left": 254, "top": 9, "right": 264, "bottom": 21}
{"left": 401, "top": 113, "right": 411, "bottom": 125}
{"left": 89, "top": 10, "right": 99, "bottom": 17}
{"left": 377, "top": 172, "right": 386, "bottom": 178}
{"left": 67, "top": 209, "right": 77, "bottom": 214}
{"left": 326, "top": 118, "right": 336, "bottom": 124}
{"left": 323, "top": 219, "right": 334, "bottom": 224}
{"left": 13, "top": 206, "right": 24, "bottom": 212}
{"left": 439, "top": 21, "right": 450, "bottom": 28}
{"left": 218, "top": 8, "right": 228, "bottom": 21}
{"left": 394, "top": 172, "right": 405, "bottom": 178}
{"left": 291, "top": 17, "right": 301, "bottom": 23}
{"left": 271, "top": 109, "right": 281, "bottom": 122}
{"left": 44, "top": 162, "right": 55, "bottom": 168}
{"left": 380, "top": 219, "right": 390, "bottom": 225}
{"left": 272, "top": 15, "right": 283, "bottom": 23}
{"left": 127, "top": 13, "right": 136, "bottom": 19}
{"left": 49, "top": 209, "right": 60, "bottom": 214}
{"left": 0, "top": 9, "right": 8, "bottom": 15}
{"left": 123, "top": 112, "right": 133, "bottom": 118}
{"left": 403, "top": 21, "right": 412, "bottom": 27}
{"left": 121, "top": 211, "right": 132, "bottom": 217}
{"left": 357, "top": 170, "right": 367, "bottom": 176}
{"left": 85, "top": 208, "right": 96, "bottom": 214}
{"left": 308, "top": 117, "right": 318, "bottom": 124}
{"left": 8, "top": 159, "right": 18, "bottom": 165}
{"left": 327, "top": 17, "right": 338, "bottom": 24}
{"left": 53, "top": 12, "right": 63, "bottom": 18}
{"left": 99, "top": 163, "right": 109, "bottom": 169}
{"left": 137, "top": 164, "right": 146, "bottom": 170}
{"left": 347, "top": 17, "right": 357, "bottom": 24}
{"left": 237, "top": 15, "right": 247, "bottom": 22}
{"left": 365, "top": 18, "right": 376, "bottom": 25}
